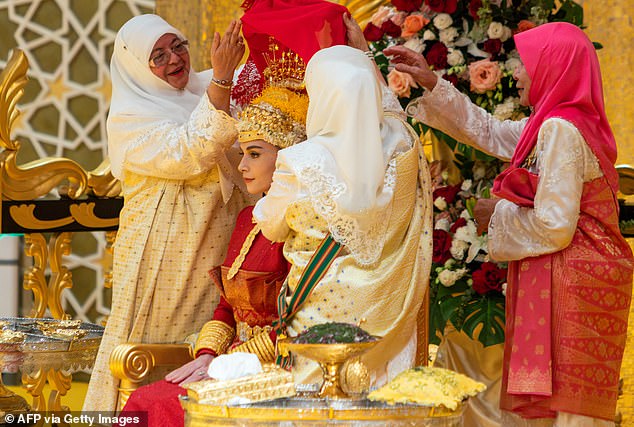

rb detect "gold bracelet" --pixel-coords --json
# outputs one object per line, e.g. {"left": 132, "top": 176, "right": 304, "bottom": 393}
{"left": 210, "top": 77, "right": 232, "bottom": 90}
{"left": 194, "top": 320, "right": 235, "bottom": 355}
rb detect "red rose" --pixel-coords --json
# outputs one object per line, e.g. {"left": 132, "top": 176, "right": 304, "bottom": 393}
{"left": 471, "top": 262, "right": 507, "bottom": 295}
{"left": 449, "top": 217, "right": 467, "bottom": 233}
{"left": 432, "top": 229, "right": 452, "bottom": 264}
{"left": 433, "top": 184, "right": 461, "bottom": 204}
{"left": 469, "top": 0, "right": 482, "bottom": 20}
{"left": 392, "top": 0, "right": 424, "bottom": 13}
{"left": 381, "top": 19, "right": 402, "bottom": 38}
{"left": 442, "top": 73, "right": 458, "bottom": 86}
{"left": 483, "top": 38, "right": 502, "bottom": 57}
{"left": 425, "top": 42, "right": 449, "bottom": 70}
{"left": 426, "top": 0, "right": 457, "bottom": 14}
{"left": 363, "top": 22, "right": 385, "bottom": 42}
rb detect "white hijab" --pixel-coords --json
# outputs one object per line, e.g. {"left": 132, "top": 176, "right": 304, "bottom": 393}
{"left": 284, "top": 45, "right": 412, "bottom": 264}
{"left": 107, "top": 14, "right": 234, "bottom": 197}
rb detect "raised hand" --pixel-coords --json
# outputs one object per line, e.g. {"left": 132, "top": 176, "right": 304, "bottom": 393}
{"left": 343, "top": 13, "right": 369, "bottom": 52}
{"left": 383, "top": 45, "right": 438, "bottom": 91}
{"left": 210, "top": 19, "right": 245, "bottom": 80}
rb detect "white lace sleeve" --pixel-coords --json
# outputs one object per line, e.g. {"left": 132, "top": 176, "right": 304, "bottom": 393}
{"left": 253, "top": 156, "right": 302, "bottom": 242}
{"left": 487, "top": 118, "right": 602, "bottom": 261}
{"left": 382, "top": 84, "right": 405, "bottom": 116}
{"left": 122, "top": 95, "right": 238, "bottom": 179}
{"left": 406, "top": 79, "right": 523, "bottom": 160}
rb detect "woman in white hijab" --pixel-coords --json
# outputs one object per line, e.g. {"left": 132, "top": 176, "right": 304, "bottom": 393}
{"left": 84, "top": 14, "right": 251, "bottom": 412}
{"left": 253, "top": 44, "right": 434, "bottom": 386}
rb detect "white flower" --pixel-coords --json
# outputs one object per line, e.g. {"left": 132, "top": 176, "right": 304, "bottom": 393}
{"left": 493, "top": 97, "right": 519, "bottom": 121}
{"left": 501, "top": 282, "right": 507, "bottom": 296}
{"left": 446, "top": 48, "right": 465, "bottom": 67}
{"left": 433, "top": 13, "right": 453, "bottom": 30}
{"left": 504, "top": 57, "right": 521, "bottom": 73}
{"left": 438, "top": 268, "right": 468, "bottom": 287}
{"left": 467, "top": 42, "right": 490, "bottom": 58}
{"left": 500, "top": 26, "right": 513, "bottom": 42}
{"left": 435, "top": 218, "right": 451, "bottom": 231}
{"left": 403, "top": 37, "right": 425, "bottom": 54}
{"left": 450, "top": 238, "right": 469, "bottom": 260}
{"left": 422, "top": 29, "right": 436, "bottom": 41}
{"left": 460, "top": 209, "right": 472, "bottom": 220}
{"left": 461, "top": 179, "right": 472, "bottom": 191}
{"left": 439, "top": 27, "right": 459, "bottom": 46}
{"left": 434, "top": 197, "right": 448, "bottom": 211}
{"left": 487, "top": 22, "right": 506, "bottom": 40}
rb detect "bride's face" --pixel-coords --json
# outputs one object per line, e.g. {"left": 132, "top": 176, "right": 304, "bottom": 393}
{"left": 238, "top": 140, "right": 279, "bottom": 195}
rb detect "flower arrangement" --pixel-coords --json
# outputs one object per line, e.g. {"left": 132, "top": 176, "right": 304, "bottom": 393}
{"left": 428, "top": 155, "right": 507, "bottom": 346}
{"left": 364, "top": 0, "right": 586, "bottom": 346}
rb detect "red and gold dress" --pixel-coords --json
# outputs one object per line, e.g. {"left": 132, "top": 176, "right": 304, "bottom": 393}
{"left": 119, "top": 206, "right": 289, "bottom": 426}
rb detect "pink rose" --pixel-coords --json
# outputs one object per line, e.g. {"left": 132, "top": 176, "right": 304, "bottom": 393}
{"left": 401, "top": 15, "right": 429, "bottom": 38}
{"left": 387, "top": 69, "right": 419, "bottom": 97}
{"left": 468, "top": 59, "right": 502, "bottom": 93}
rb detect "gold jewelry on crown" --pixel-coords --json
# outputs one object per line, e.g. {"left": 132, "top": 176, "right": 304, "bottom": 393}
{"left": 237, "top": 85, "right": 308, "bottom": 149}
{"left": 263, "top": 39, "right": 306, "bottom": 90}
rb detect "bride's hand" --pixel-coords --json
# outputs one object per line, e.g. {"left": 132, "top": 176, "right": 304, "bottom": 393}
{"left": 343, "top": 13, "right": 368, "bottom": 52}
{"left": 165, "top": 353, "right": 214, "bottom": 385}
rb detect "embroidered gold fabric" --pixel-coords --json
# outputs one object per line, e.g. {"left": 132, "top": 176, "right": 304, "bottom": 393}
{"left": 226, "top": 223, "right": 261, "bottom": 280}
{"left": 194, "top": 321, "right": 236, "bottom": 356}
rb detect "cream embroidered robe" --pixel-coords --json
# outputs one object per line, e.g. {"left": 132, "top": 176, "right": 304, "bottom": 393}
{"left": 84, "top": 96, "right": 250, "bottom": 413}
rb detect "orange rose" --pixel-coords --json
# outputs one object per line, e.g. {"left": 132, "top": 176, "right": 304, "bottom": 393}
{"left": 517, "top": 20, "right": 537, "bottom": 33}
{"left": 401, "top": 15, "right": 429, "bottom": 38}
{"left": 387, "top": 69, "right": 419, "bottom": 97}
{"left": 468, "top": 59, "right": 502, "bottom": 93}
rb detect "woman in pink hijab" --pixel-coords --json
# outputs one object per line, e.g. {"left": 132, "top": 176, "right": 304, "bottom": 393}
{"left": 382, "top": 22, "right": 633, "bottom": 426}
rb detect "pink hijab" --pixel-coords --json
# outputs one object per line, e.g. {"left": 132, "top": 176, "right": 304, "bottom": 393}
{"left": 493, "top": 22, "right": 619, "bottom": 195}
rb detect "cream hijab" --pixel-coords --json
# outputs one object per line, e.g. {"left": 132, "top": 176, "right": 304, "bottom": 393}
{"left": 284, "top": 45, "right": 411, "bottom": 264}
{"left": 107, "top": 14, "right": 235, "bottom": 199}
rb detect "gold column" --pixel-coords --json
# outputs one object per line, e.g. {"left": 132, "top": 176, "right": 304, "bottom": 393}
{"left": 579, "top": 0, "right": 634, "bottom": 166}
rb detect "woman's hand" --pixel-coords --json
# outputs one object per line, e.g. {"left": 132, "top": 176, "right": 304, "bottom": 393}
{"left": 473, "top": 198, "right": 501, "bottom": 235}
{"left": 165, "top": 353, "right": 214, "bottom": 386}
{"left": 383, "top": 45, "right": 438, "bottom": 91}
{"left": 343, "top": 13, "right": 368, "bottom": 52}
{"left": 210, "top": 19, "right": 245, "bottom": 80}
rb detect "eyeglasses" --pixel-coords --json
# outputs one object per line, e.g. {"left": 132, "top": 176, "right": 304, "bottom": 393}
{"left": 149, "top": 40, "right": 189, "bottom": 68}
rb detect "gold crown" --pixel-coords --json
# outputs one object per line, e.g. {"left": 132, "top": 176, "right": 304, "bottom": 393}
{"left": 262, "top": 39, "right": 306, "bottom": 90}
{"left": 237, "top": 85, "right": 308, "bottom": 149}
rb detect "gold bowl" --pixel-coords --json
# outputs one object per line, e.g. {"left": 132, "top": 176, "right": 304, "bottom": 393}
{"left": 277, "top": 338, "right": 379, "bottom": 399}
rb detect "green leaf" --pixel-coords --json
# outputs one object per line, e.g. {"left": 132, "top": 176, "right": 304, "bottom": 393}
{"left": 458, "top": 294, "right": 506, "bottom": 346}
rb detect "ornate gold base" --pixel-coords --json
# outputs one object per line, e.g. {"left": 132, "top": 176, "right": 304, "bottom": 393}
{"left": 0, "top": 383, "right": 30, "bottom": 417}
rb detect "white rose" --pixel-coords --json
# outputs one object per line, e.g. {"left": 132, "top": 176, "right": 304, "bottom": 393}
{"left": 460, "top": 209, "right": 472, "bottom": 220}
{"left": 505, "top": 57, "right": 521, "bottom": 73}
{"left": 439, "top": 27, "right": 459, "bottom": 46}
{"left": 434, "top": 218, "right": 451, "bottom": 231}
{"left": 450, "top": 239, "right": 469, "bottom": 260}
{"left": 493, "top": 97, "right": 519, "bottom": 121}
{"left": 433, "top": 13, "right": 453, "bottom": 30}
{"left": 502, "top": 282, "right": 507, "bottom": 296}
{"left": 446, "top": 48, "right": 464, "bottom": 66}
{"left": 434, "top": 197, "right": 448, "bottom": 211}
{"left": 500, "top": 25, "right": 513, "bottom": 42}
{"left": 423, "top": 29, "right": 436, "bottom": 41}
{"left": 487, "top": 22, "right": 505, "bottom": 39}
{"left": 461, "top": 179, "right": 472, "bottom": 191}
{"left": 403, "top": 37, "right": 425, "bottom": 54}
{"left": 438, "top": 268, "right": 468, "bottom": 287}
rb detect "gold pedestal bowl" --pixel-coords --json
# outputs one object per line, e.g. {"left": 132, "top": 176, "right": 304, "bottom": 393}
{"left": 277, "top": 338, "right": 379, "bottom": 399}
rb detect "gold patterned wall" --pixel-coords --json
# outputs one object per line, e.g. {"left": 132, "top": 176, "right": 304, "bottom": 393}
{"left": 579, "top": 0, "right": 634, "bottom": 166}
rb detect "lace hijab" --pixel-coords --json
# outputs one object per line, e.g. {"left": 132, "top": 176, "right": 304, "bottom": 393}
{"left": 107, "top": 14, "right": 213, "bottom": 179}
{"left": 281, "top": 45, "right": 413, "bottom": 264}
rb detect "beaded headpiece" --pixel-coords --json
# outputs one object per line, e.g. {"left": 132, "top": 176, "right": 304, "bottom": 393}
{"left": 237, "top": 85, "right": 308, "bottom": 149}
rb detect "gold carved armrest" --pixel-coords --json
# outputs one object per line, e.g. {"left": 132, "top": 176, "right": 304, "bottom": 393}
{"left": 109, "top": 343, "right": 193, "bottom": 410}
